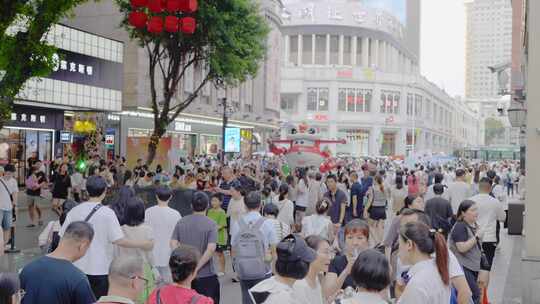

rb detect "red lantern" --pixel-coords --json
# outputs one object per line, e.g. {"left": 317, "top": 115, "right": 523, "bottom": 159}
{"left": 130, "top": 0, "right": 148, "bottom": 8}
{"left": 165, "top": 15, "right": 179, "bottom": 32}
{"left": 147, "top": 16, "right": 164, "bottom": 33}
{"left": 147, "top": 0, "right": 163, "bottom": 13}
{"left": 128, "top": 11, "right": 148, "bottom": 28}
{"left": 180, "top": 17, "right": 196, "bottom": 34}
{"left": 179, "top": 0, "right": 198, "bottom": 13}
{"left": 166, "top": 0, "right": 181, "bottom": 12}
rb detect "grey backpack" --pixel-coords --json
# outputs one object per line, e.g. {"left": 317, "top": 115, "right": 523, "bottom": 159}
{"left": 232, "top": 217, "right": 269, "bottom": 280}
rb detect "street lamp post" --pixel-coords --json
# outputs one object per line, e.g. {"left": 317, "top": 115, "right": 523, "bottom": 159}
{"left": 217, "top": 97, "right": 235, "bottom": 162}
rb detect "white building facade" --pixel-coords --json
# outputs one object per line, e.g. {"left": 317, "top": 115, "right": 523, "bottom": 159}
{"left": 280, "top": 0, "right": 480, "bottom": 157}
{"left": 465, "top": 0, "right": 512, "bottom": 101}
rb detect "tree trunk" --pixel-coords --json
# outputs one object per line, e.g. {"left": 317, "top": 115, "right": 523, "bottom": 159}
{"left": 146, "top": 127, "right": 166, "bottom": 166}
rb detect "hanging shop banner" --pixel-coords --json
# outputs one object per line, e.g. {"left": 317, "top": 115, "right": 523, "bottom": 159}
{"left": 224, "top": 127, "right": 241, "bottom": 153}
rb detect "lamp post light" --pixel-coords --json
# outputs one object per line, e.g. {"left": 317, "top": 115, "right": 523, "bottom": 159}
{"left": 507, "top": 100, "right": 527, "bottom": 170}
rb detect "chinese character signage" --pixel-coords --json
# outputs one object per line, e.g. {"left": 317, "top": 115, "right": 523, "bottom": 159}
{"left": 7, "top": 105, "right": 64, "bottom": 130}
{"left": 283, "top": 0, "right": 406, "bottom": 40}
{"left": 49, "top": 49, "right": 123, "bottom": 91}
{"left": 224, "top": 127, "right": 241, "bottom": 153}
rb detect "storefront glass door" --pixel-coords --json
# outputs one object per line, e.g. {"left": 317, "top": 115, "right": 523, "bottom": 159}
{"left": 0, "top": 128, "right": 53, "bottom": 185}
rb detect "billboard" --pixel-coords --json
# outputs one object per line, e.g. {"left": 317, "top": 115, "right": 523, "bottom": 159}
{"left": 361, "top": 0, "right": 406, "bottom": 24}
{"left": 224, "top": 127, "right": 241, "bottom": 153}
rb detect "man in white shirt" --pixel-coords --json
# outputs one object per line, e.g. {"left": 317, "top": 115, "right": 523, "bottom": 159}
{"left": 60, "top": 176, "right": 153, "bottom": 299}
{"left": 469, "top": 177, "right": 506, "bottom": 268}
{"left": 0, "top": 165, "right": 18, "bottom": 248}
{"left": 447, "top": 169, "right": 473, "bottom": 214}
{"left": 145, "top": 186, "right": 181, "bottom": 283}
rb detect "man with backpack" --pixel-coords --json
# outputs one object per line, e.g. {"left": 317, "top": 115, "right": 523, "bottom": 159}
{"left": 231, "top": 191, "right": 279, "bottom": 304}
{"left": 170, "top": 191, "right": 220, "bottom": 304}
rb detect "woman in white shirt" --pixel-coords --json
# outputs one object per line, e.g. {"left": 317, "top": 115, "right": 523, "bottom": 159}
{"left": 276, "top": 184, "right": 295, "bottom": 230}
{"left": 397, "top": 222, "right": 451, "bottom": 304}
{"left": 301, "top": 199, "right": 334, "bottom": 242}
{"left": 336, "top": 249, "right": 391, "bottom": 304}
{"left": 295, "top": 170, "right": 310, "bottom": 228}
{"left": 293, "top": 235, "right": 332, "bottom": 304}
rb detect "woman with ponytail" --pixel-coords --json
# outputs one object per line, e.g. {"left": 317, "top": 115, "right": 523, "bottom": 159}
{"left": 276, "top": 183, "right": 295, "bottom": 231}
{"left": 397, "top": 222, "right": 451, "bottom": 303}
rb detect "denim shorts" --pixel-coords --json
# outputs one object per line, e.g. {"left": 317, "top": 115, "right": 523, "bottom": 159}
{"left": 0, "top": 209, "right": 12, "bottom": 230}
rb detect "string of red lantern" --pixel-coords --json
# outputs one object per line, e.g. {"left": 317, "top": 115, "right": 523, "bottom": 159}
{"left": 128, "top": 0, "right": 197, "bottom": 34}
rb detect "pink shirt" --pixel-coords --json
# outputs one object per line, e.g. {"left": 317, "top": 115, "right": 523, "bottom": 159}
{"left": 147, "top": 285, "right": 214, "bottom": 304}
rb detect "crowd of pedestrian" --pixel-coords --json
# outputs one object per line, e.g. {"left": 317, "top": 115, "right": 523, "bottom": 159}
{"left": 0, "top": 153, "right": 524, "bottom": 304}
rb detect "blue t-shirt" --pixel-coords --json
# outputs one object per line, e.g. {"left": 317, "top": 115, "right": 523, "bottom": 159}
{"left": 20, "top": 256, "right": 96, "bottom": 304}
{"left": 349, "top": 181, "right": 363, "bottom": 215}
{"left": 324, "top": 189, "right": 348, "bottom": 225}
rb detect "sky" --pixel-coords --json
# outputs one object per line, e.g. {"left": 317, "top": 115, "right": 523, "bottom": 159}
{"left": 420, "top": 0, "right": 466, "bottom": 98}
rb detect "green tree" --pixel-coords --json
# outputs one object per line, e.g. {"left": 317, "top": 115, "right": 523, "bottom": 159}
{"left": 0, "top": 0, "right": 88, "bottom": 129}
{"left": 485, "top": 117, "right": 506, "bottom": 145}
{"left": 116, "top": 0, "right": 269, "bottom": 165}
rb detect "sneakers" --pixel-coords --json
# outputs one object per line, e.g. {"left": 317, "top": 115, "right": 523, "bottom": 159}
{"left": 217, "top": 272, "right": 225, "bottom": 277}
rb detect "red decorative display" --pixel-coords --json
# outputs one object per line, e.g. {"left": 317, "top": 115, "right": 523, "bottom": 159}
{"left": 147, "top": 0, "right": 163, "bottom": 13}
{"left": 128, "top": 11, "right": 148, "bottom": 28}
{"left": 130, "top": 0, "right": 148, "bottom": 8}
{"left": 166, "top": 0, "right": 181, "bottom": 12}
{"left": 165, "top": 16, "right": 179, "bottom": 32}
{"left": 180, "top": 17, "right": 196, "bottom": 34}
{"left": 179, "top": 0, "right": 198, "bottom": 13}
{"left": 147, "top": 16, "right": 164, "bottom": 33}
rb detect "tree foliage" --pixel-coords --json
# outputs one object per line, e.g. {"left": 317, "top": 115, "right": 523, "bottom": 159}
{"left": 485, "top": 117, "right": 506, "bottom": 145}
{"left": 115, "top": 0, "right": 269, "bottom": 165}
{"left": 0, "top": 0, "right": 88, "bottom": 128}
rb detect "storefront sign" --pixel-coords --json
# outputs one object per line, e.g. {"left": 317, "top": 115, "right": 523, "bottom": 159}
{"left": 337, "top": 70, "right": 353, "bottom": 79}
{"left": 6, "top": 106, "right": 64, "bottom": 130}
{"left": 224, "top": 127, "right": 241, "bottom": 153}
{"left": 105, "top": 134, "right": 115, "bottom": 147}
{"left": 49, "top": 49, "right": 123, "bottom": 91}
{"left": 60, "top": 131, "right": 72, "bottom": 143}
{"left": 174, "top": 122, "right": 192, "bottom": 132}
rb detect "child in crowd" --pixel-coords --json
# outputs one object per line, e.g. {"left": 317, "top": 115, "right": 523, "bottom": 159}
{"left": 207, "top": 193, "right": 228, "bottom": 276}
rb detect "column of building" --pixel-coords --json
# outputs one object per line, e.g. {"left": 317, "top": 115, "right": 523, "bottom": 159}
{"left": 523, "top": 0, "right": 540, "bottom": 302}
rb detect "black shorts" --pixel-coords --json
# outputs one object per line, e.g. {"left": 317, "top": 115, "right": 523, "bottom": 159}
{"left": 369, "top": 206, "right": 387, "bottom": 221}
{"left": 294, "top": 205, "right": 307, "bottom": 212}
{"left": 216, "top": 245, "right": 227, "bottom": 253}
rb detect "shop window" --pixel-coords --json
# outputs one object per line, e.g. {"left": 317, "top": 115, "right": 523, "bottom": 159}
{"left": 381, "top": 91, "right": 400, "bottom": 114}
{"left": 306, "top": 88, "right": 329, "bottom": 112}
{"left": 406, "top": 93, "right": 413, "bottom": 116}
{"left": 280, "top": 95, "right": 296, "bottom": 112}
{"left": 338, "top": 88, "right": 371, "bottom": 113}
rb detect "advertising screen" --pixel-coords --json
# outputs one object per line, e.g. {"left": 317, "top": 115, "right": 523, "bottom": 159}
{"left": 224, "top": 127, "right": 241, "bottom": 153}
{"left": 361, "top": 0, "right": 406, "bottom": 24}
